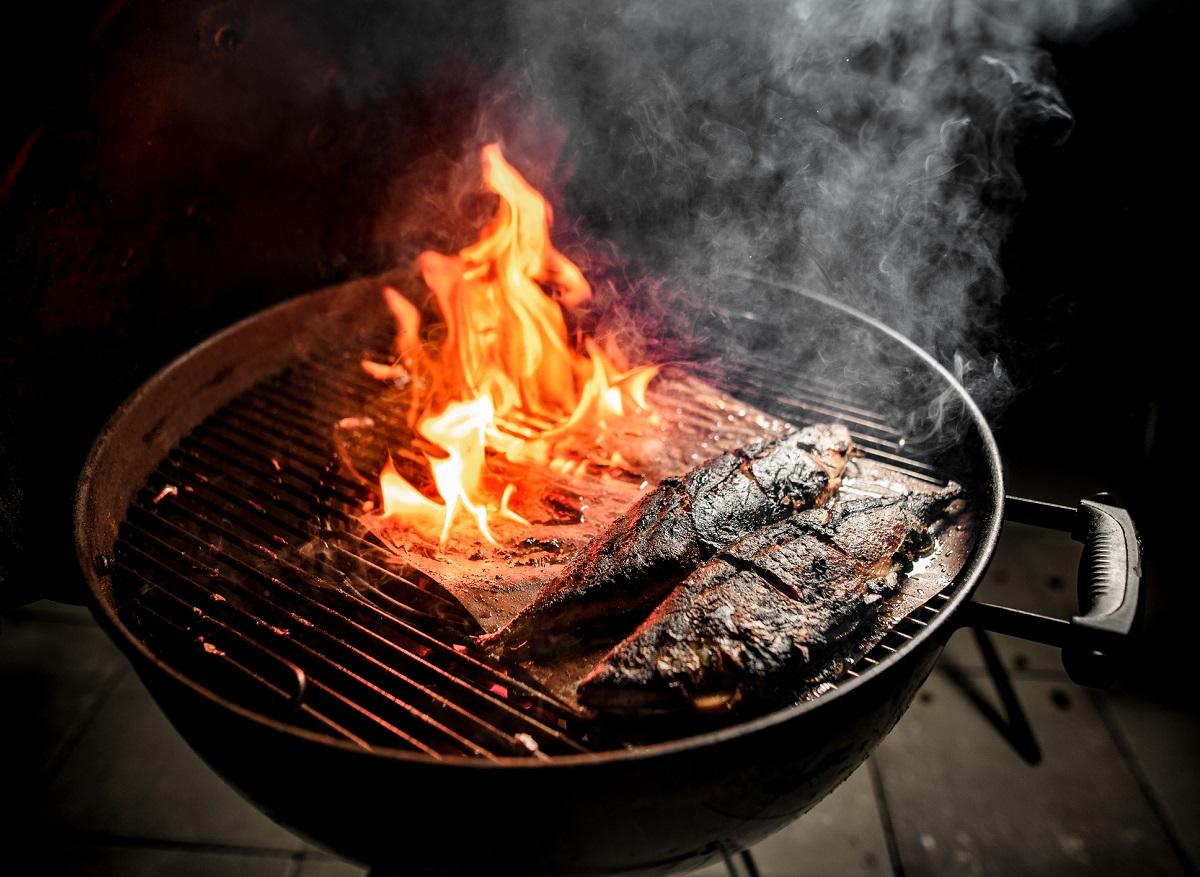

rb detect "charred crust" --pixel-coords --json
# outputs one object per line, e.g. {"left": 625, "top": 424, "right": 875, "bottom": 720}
{"left": 715, "top": 549, "right": 802, "bottom": 600}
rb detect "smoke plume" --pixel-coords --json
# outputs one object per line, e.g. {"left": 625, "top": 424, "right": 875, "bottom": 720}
{"left": 449, "top": 0, "right": 1126, "bottom": 443}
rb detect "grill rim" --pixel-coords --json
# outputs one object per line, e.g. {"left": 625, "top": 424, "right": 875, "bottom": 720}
{"left": 73, "top": 273, "right": 1005, "bottom": 769}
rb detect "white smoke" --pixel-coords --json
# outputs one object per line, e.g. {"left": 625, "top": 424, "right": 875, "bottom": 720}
{"left": 483, "top": 0, "right": 1131, "bottom": 436}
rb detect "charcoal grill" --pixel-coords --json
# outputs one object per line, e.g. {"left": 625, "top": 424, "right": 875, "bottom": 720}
{"left": 73, "top": 272, "right": 1140, "bottom": 875}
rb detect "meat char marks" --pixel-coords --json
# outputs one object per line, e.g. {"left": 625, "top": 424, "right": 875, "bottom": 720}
{"left": 576, "top": 486, "right": 961, "bottom": 715}
{"left": 478, "top": 424, "right": 853, "bottom": 659}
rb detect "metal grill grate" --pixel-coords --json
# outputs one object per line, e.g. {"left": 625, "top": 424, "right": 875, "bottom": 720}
{"left": 112, "top": 348, "right": 962, "bottom": 758}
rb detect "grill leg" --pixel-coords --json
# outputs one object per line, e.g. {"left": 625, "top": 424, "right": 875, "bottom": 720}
{"left": 721, "top": 846, "right": 762, "bottom": 877}
{"left": 941, "top": 627, "right": 1041, "bottom": 764}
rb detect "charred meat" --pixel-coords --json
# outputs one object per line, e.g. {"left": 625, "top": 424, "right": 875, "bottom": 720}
{"left": 478, "top": 424, "right": 853, "bottom": 659}
{"left": 576, "top": 486, "right": 960, "bottom": 715}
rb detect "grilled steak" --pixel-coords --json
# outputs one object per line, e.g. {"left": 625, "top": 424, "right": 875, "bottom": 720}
{"left": 478, "top": 423, "right": 852, "bottom": 659}
{"left": 575, "top": 486, "right": 960, "bottom": 715}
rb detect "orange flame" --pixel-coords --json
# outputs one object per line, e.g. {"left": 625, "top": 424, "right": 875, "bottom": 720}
{"left": 365, "top": 143, "right": 657, "bottom": 546}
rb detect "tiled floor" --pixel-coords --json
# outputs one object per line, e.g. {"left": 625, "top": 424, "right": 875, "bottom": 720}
{"left": 2, "top": 523, "right": 1196, "bottom": 876}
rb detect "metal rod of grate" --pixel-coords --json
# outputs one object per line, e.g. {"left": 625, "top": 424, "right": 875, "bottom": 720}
{"left": 112, "top": 349, "right": 960, "bottom": 759}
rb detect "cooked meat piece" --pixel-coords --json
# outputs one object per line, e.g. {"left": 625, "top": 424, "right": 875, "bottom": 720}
{"left": 576, "top": 486, "right": 960, "bottom": 715}
{"left": 477, "top": 424, "right": 853, "bottom": 659}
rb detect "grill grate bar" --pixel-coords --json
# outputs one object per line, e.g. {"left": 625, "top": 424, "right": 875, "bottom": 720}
{"left": 262, "top": 354, "right": 941, "bottom": 489}
{"left": 144, "top": 517, "right": 591, "bottom": 750}
{"left": 174, "top": 424, "right": 595, "bottom": 715}
{"left": 301, "top": 358, "right": 392, "bottom": 405}
{"left": 317, "top": 533, "right": 608, "bottom": 722}
{"left": 194, "top": 416, "right": 362, "bottom": 505}
{"left": 768, "top": 394, "right": 905, "bottom": 438}
{"left": 237, "top": 381, "right": 349, "bottom": 459}
{"left": 126, "top": 487, "right": 593, "bottom": 756}
{"left": 818, "top": 585, "right": 958, "bottom": 695}
{"left": 117, "top": 537, "right": 451, "bottom": 757}
{"left": 119, "top": 562, "right": 377, "bottom": 749}
{"left": 175, "top": 430, "right": 353, "bottom": 518}
{"left": 114, "top": 345, "right": 965, "bottom": 757}
{"left": 692, "top": 358, "right": 896, "bottom": 417}
{"left": 361, "top": 345, "right": 936, "bottom": 475}
{"left": 170, "top": 410, "right": 608, "bottom": 731}
{"left": 121, "top": 508, "right": 510, "bottom": 759}
{"left": 704, "top": 364, "right": 905, "bottom": 433}
{"left": 156, "top": 452, "right": 472, "bottom": 633}
{"left": 218, "top": 372, "right": 373, "bottom": 454}
{"left": 119, "top": 517, "right": 490, "bottom": 757}
{"left": 249, "top": 364, "right": 379, "bottom": 429}
{"left": 668, "top": 369, "right": 936, "bottom": 479}
{"left": 852, "top": 445, "right": 936, "bottom": 474}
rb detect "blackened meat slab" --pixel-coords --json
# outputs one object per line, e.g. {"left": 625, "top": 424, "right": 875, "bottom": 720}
{"left": 477, "top": 424, "right": 852, "bottom": 659}
{"left": 576, "top": 487, "right": 959, "bottom": 715}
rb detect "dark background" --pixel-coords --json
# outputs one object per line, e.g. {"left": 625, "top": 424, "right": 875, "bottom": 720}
{"left": 0, "top": 0, "right": 1193, "bottom": 685}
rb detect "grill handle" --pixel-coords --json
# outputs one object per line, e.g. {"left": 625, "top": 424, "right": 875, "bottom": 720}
{"left": 962, "top": 494, "right": 1142, "bottom": 687}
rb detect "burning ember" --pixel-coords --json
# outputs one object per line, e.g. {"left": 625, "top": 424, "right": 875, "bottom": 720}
{"left": 362, "top": 144, "right": 659, "bottom": 547}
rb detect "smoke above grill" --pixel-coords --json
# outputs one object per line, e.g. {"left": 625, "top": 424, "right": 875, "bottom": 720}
{"left": 359, "top": 0, "right": 1130, "bottom": 445}
{"left": 524, "top": 0, "right": 1123, "bottom": 413}
{"left": 52, "top": 0, "right": 1133, "bottom": 449}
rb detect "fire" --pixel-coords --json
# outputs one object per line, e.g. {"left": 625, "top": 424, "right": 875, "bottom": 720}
{"left": 364, "top": 144, "right": 657, "bottom": 546}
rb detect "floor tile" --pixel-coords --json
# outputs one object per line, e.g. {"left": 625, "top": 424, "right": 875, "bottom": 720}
{"left": 1106, "top": 689, "right": 1200, "bottom": 872}
{"left": 688, "top": 765, "right": 890, "bottom": 877}
{"left": 294, "top": 857, "right": 369, "bottom": 877}
{"left": 874, "top": 672, "right": 1186, "bottom": 876}
{"left": 4, "top": 842, "right": 294, "bottom": 877}
{"left": 0, "top": 613, "right": 126, "bottom": 800}
{"left": 747, "top": 764, "right": 891, "bottom": 876}
{"left": 4, "top": 599, "right": 101, "bottom": 626}
{"left": 688, "top": 852, "right": 743, "bottom": 876}
{"left": 0, "top": 610, "right": 124, "bottom": 686}
{"left": 37, "top": 671, "right": 303, "bottom": 850}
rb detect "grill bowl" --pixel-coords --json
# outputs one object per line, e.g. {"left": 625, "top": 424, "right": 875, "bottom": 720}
{"left": 74, "top": 274, "right": 1004, "bottom": 875}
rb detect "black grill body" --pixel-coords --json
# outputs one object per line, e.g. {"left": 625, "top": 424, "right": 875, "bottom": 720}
{"left": 75, "top": 274, "right": 1005, "bottom": 875}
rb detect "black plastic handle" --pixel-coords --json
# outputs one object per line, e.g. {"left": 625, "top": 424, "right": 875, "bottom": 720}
{"left": 965, "top": 494, "right": 1142, "bottom": 687}
{"left": 1063, "top": 499, "right": 1142, "bottom": 685}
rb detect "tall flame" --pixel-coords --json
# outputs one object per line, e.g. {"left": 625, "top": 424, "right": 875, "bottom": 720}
{"left": 365, "top": 144, "right": 657, "bottom": 546}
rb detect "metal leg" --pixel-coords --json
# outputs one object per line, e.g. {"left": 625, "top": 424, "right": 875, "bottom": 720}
{"left": 739, "top": 849, "right": 762, "bottom": 877}
{"left": 721, "top": 846, "right": 762, "bottom": 877}
{"left": 939, "top": 627, "right": 1041, "bottom": 764}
